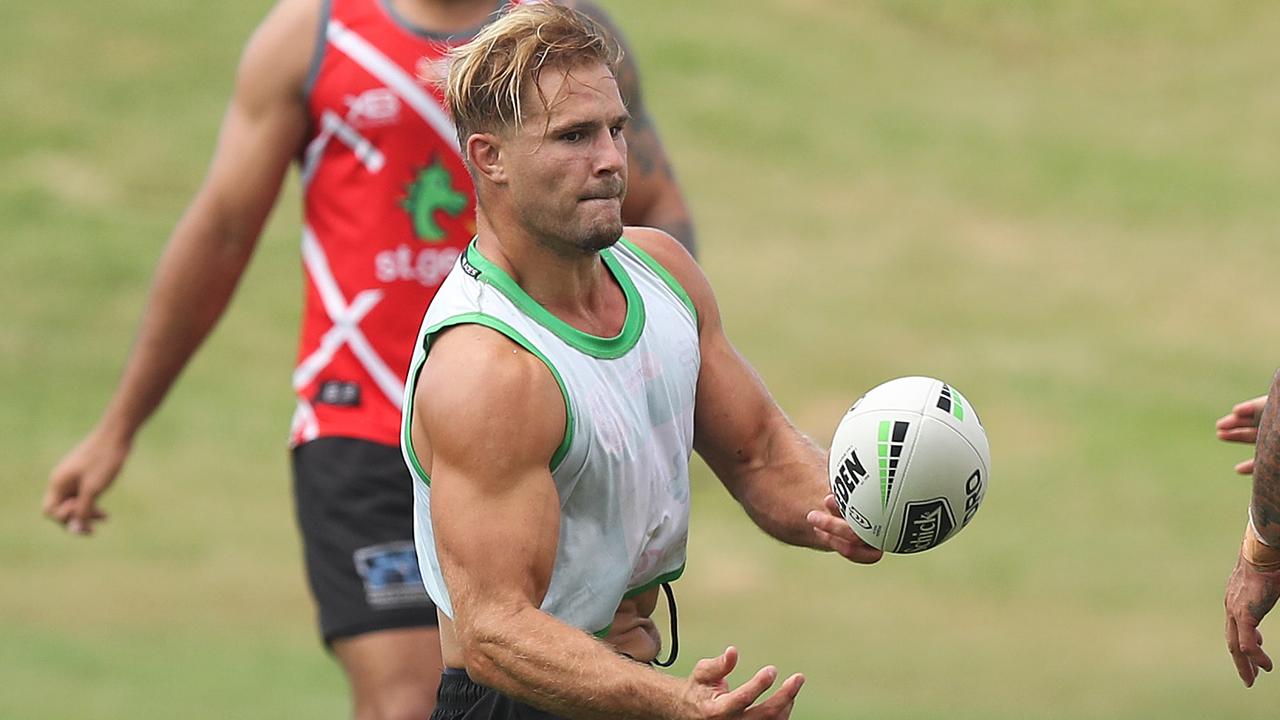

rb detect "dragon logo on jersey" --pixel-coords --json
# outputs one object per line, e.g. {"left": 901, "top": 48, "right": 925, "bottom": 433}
{"left": 402, "top": 156, "right": 467, "bottom": 242}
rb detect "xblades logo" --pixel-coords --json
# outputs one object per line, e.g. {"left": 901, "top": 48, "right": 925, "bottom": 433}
{"left": 402, "top": 156, "right": 467, "bottom": 242}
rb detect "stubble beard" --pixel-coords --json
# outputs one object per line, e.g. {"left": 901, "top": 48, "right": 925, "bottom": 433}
{"left": 524, "top": 197, "right": 624, "bottom": 258}
{"left": 577, "top": 212, "right": 624, "bottom": 253}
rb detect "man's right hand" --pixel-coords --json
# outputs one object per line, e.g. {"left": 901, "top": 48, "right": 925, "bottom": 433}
{"left": 682, "top": 646, "right": 804, "bottom": 719}
{"left": 1217, "top": 395, "right": 1268, "bottom": 475}
{"left": 43, "top": 428, "right": 129, "bottom": 535}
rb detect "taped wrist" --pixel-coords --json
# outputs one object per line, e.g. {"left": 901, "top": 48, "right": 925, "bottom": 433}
{"left": 1243, "top": 524, "right": 1280, "bottom": 573}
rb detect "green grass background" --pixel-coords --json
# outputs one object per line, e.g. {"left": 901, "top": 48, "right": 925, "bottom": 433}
{"left": 5, "top": 0, "right": 1280, "bottom": 717}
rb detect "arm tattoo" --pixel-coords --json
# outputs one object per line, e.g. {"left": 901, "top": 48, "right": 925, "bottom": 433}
{"left": 1252, "top": 370, "right": 1280, "bottom": 545}
{"left": 564, "top": 1, "right": 697, "bottom": 254}
{"left": 1249, "top": 585, "right": 1280, "bottom": 623}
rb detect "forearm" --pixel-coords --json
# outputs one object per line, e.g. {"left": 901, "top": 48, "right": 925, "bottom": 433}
{"left": 99, "top": 204, "right": 259, "bottom": 439}
{"left": 1251, "top": 370, "right": 1280, "bottom": 546}
{"left": 716, "top": 415, "right": 830, "bottom": 549}
{"left": 462, "top": 605, "right": 691, "bottom": 720}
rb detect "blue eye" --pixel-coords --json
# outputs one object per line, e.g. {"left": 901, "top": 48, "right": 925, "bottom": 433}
{"left": 562, "top": 131, "right": 583, "bottom": 143}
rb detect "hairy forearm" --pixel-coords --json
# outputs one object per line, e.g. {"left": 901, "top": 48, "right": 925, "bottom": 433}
{"left": 1252, "top": 371, "right": 1280, "bottom": 546}
{"left": 100, "top": 205, "right": 259, "bottom": 438}
{"left": 461, "top": 605, "right": 690, "bottom": 720}
{"left": 716, "top": 415, "right": 830, "bottom": 549}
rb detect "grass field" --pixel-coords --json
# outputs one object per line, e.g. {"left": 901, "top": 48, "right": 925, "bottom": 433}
{"left": 6, "top": 0, "right": 1280, "bottom": 717}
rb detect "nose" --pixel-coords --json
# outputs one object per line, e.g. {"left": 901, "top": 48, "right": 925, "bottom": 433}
{"left": 593, "top": 128, "right": 626, "bottom": 177}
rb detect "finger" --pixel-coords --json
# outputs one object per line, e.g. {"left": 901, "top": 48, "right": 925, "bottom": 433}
{"left": 1233, "top": 397, "right": 1268, "bottom": 417}
{"left": 53, "top": 496, "right": 107, "bottom": 527}
{"left": 71, "top": 477, "right": 104, "bottom": 534}
{"left": 1241, "top": 622, "right": 1273, "bottom": 675}
{"left": 811, "top": 526, "right": 883, "bottom": 564}
{"left": 823, "top": 494, "right": 842, "bottom": 516}
{"left": 42, "top": 465, "right": 75, "bottom": 518}
{"left": 41, "top": 485, "right": 63, "bottom": 519}
{"left": 1227, "top": 616, "right": 1257, "bottom": 687}
{"left": 807, "top": 507, "right": 856, "bottom": 541}
{"left": 692, "top": 646, "right": 738, "bottom": 684}
{"left": 1216, "top": 414, "right": 1247, "bottom": 430}
{"left": 747, "top": 672, "right": 804, "bottom": 718}
{"left": 1236, "top": 459, "right": 1256, "bottom": 475}
{"left": 1218, "top": 411, "right": 1261, "bottom": 430}
{"left": 714, "top": 665, "right": 778, "bottom": 714}
{"left": 1217, "top": 427, "right": 1260, "bottom": 443}
{"left": 51, "top": 498, "right": 78, "bottom": 524}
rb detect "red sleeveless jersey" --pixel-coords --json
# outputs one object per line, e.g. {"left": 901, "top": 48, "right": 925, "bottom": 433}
{"left": 292, "top": 0, "right": 520, "bottom": 447}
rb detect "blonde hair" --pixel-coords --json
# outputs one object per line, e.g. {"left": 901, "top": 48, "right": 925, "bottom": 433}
{"left": 445, "top": 3, "right": 622, "bottom": 148}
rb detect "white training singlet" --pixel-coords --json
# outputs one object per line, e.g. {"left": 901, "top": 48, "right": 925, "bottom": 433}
{"left": 401, "top": 237, "right": 700, "bottom": 635}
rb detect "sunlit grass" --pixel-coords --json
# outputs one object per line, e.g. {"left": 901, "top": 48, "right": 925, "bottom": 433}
{"left": 6, "top": 0, "right": 1280, "bottom": 717}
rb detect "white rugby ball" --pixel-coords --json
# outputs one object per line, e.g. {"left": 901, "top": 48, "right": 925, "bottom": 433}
{"left": 828, "top": 376, "right": 990, "bottom": 554}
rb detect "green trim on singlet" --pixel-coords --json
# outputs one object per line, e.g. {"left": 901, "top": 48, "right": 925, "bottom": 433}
{"left": 464, "top": 241, "right": 645, "bottom": 359}
{"left": 588, "top": 564, "right": 685, "bottom": 639}
{"left": 614, "top": 238, "right": 698, "bottom": 327}
{"left": 402, "top": 349, "right": 432, "bottom": 483}
{"left": 402, "top": 312, "right": 576, "bottom": 485}
{"left": 623, "top": 564, "right": 685, "bottom": 599}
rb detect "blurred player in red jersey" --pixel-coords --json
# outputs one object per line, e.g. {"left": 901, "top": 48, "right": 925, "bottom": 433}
{"left": 42, "top": 1, "right": 694, "bottom": 717}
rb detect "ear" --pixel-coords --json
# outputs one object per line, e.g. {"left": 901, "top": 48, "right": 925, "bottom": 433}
{"left": 466, "top": 133, "right": 507, "bottom": 185}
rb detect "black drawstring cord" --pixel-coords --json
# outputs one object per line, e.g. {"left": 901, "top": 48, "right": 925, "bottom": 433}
{"left": 653, "top": 582, "right": 679, "bottom": 667}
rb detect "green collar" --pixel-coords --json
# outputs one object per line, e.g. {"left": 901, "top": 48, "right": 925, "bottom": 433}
{"left": 463, "top": 240, "right": 645, "bottom": 359}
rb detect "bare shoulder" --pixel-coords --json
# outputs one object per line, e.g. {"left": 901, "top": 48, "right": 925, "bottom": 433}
{"left": 236, "top": 0, "right": 326, "bottom": 102}
{"left": 415, "top": 324, "right": 567, "bottom": 472}
{"left": 622, "top": 227, "right": 718, "bottom": 327}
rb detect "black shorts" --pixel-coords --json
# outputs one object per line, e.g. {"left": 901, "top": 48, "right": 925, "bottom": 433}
{"left": 292, "top": 436, "right": 437, "bottom": 644}
{"left": 432, "top": 670, "right": 566, "bottom": 720}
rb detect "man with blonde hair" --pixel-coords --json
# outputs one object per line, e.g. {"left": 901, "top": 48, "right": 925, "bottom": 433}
{"left": 404, "top": 5, "right": 881, "bottom": 718}
{"left": 43, "top": 0, "right": 694, "bottom": 717}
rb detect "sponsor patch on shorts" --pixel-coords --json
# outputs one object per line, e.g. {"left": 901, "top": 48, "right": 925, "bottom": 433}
{"left": 353, "top": 541, "right": 432, "bottom": 609}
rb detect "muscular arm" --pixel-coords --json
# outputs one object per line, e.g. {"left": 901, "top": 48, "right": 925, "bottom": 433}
{"left": 415, "top": 325, "right": 796, "bottom": 719}
{"left": 567, "top": 0, "right": 697, "bottom": 254}
{"left": 1223, "top": 370, "right": 1280, "bottom": 687}
{"left": 627, "top": 230, "right": 881, "bottom": 564}
{"left": 43, "top": 0, "right": 316, "bottom": 530}
{"left": 1251, "top": 372, "right": 1280, "bottom": 545}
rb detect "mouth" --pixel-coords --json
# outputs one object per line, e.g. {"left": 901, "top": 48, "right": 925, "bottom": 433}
{"left": 580, "top": 182, "right": 624, "bottom": 203}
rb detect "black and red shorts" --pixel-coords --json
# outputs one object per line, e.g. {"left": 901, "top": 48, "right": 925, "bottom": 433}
{"left": 292, "top": 437, "right": 437, "bottom": 644}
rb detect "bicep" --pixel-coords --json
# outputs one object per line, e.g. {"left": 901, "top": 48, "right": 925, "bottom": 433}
{"left": 191, "top": 0, "right": 314, "bottom": 242}
{"left": 414, "top": 327, "right": 568, "bottom": 625}
{"left": 624, "top": 229, "right": 778, "bottom": 482}
{"left": 691, "top": 327, "right": 783, "bottom": 486}
{"left": 428, "top": 445, "right": 562, "bottom": 619}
